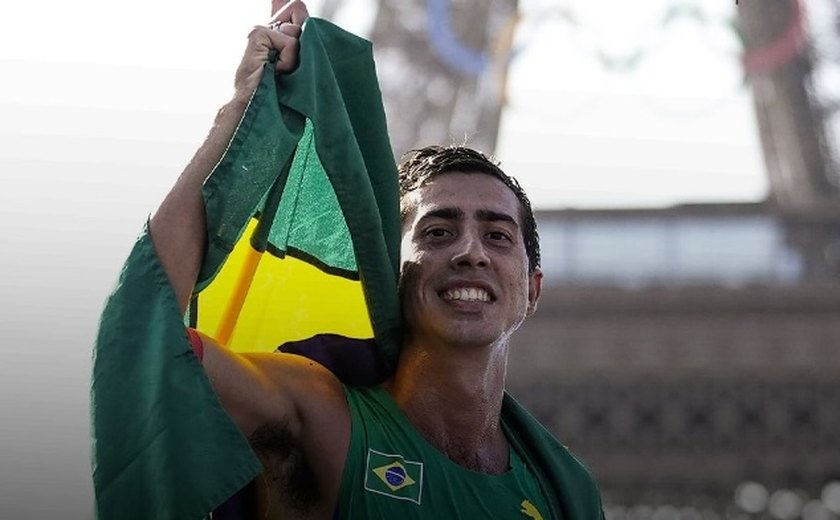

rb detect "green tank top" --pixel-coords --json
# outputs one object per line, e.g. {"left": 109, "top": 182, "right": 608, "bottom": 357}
{"left": 337, "top": 385, "right": 552, "bottom": 519}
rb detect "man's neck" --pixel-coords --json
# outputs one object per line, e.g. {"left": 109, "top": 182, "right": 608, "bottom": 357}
{"left": 384, "top": 339, "right": 510, "bottom": 474}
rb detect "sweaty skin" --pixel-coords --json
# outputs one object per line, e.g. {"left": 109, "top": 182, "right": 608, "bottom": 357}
{"left": 388, "top": 172, "right": 542, "bottom": 475}
{"left": 148, "top": 1, "right": 543, "bottom": 516}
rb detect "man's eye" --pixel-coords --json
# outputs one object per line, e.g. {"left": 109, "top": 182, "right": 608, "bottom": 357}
{"left": 425, "top": 228, "right": 451, "bottom": 238}
{"left": 488, "top": 231, "right": 511, "bottom": 241}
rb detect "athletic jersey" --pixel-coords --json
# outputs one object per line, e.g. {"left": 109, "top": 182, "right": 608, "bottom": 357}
{"left": 337, "top": 385, "right": 553, "bottom": 519}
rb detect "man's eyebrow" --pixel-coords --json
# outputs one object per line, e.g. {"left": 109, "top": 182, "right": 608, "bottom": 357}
{"left": 476, "top": 209, "right": 519, "bottom": 228}
{"left": 421, "top": 207, "right": 464, "bottom": 221}
{"left": 419, "top": 207, "right": 519, "bottom": 228}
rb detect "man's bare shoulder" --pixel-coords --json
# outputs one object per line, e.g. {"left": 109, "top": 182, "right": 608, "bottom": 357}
{"left": 226, "top": 351, "right": 350, "bottom": 517}
{"left": 238, "top": 350, "right": 350, "bottom": 437}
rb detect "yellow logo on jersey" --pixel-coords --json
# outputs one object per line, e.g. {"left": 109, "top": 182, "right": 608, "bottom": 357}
{"left": 521, "top": 499, "right": 545, "bottom": 520}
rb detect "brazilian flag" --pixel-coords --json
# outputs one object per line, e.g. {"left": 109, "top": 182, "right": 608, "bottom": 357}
{"left": 91, "top": 18, "right": 400, "bottom": 519}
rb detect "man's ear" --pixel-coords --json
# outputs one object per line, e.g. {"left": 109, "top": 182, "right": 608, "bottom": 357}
{"left": 526, "top": 268, "right": 543, "bottom": 317}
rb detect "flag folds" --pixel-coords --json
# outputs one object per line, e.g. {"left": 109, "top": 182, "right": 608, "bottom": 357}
{"left": 92, "top": 18, "right": 401, "bottom": 519}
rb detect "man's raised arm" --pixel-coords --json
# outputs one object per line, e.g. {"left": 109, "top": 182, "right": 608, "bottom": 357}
{"left": 149, "top": 1, "right": 308, "bottom": 314}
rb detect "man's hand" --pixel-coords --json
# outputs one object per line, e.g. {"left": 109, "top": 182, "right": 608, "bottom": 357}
{"left": 234, "top": 0, "right": 309, "bottom": 96}
{"left": 151, "top": 0, "right": 308, "bottom": 312}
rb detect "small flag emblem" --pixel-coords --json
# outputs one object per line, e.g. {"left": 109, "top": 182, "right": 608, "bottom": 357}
{"left": 364, "top": 449, "right": 424, "bottom": 504}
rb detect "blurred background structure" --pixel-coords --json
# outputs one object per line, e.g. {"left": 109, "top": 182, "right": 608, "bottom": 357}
{"left": 361, "top": 0, "right": 840, "bottom": 517}
{"left": 368, "top": 0, "right": 518, "bottom": 155}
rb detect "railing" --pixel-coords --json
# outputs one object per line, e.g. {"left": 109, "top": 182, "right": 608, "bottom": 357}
{"left": 535, "top": 208, "right": 840, "bottom": 287}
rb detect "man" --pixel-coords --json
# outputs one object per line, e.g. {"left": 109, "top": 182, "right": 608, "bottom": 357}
{"left": 149, "top": 1, "right": 601, "bottom": 518}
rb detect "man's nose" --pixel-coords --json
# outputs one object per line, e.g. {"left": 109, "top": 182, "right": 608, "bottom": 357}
{"left": 450, "top": 233, "right": 489, "bottom": 269}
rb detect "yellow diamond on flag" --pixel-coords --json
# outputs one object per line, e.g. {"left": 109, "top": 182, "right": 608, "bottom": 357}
{"left": 373, "top": 462, "right": 416, "bottom": 491}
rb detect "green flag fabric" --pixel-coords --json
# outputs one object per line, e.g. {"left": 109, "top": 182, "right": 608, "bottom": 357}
{"left": 92, "top": 18, "right": 400, "bottom": 519}
{"left": 501, "top": 394, "right": 605, "bottom": 520}
{"left": 92, "top": 16, "right": 603, "bottom": 520}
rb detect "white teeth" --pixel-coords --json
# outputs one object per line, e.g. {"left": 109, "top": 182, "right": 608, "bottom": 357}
{"left": 442, "top": 287, "right": 490, "bottom": 302}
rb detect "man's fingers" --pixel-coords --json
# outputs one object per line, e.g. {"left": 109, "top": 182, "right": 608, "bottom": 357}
{"left": 266, "top": 0, "right": 306, "bottom": 74}
{"left": 271, "top": 22, "right": 301, "bottom": 39}
{"left": 289, "top": 3, "right": 308, "bottom": 26}
{"left": 275, "top": 37, "right": 301, "bottom": 73}
{"left": 251, "top": 26, "right": 301, "bottom": 73}
{"left": 269, "top": 0, "right": 309, "bottom": 27}
{"left": 236, "top": 2, "right": 306, "bottom": 92}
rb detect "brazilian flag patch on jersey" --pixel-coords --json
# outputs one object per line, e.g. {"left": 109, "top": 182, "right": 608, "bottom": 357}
{"left": 364, "top": 449, "right": 424, "bottom": 504}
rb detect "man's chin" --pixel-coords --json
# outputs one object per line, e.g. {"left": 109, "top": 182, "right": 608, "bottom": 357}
{"left": 436, "top": 322, "right": 506, "bottom": 350}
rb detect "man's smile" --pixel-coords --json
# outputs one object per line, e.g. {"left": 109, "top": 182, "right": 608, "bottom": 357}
{"left": 440, "top": 287, "right": 492, "bottom": 302}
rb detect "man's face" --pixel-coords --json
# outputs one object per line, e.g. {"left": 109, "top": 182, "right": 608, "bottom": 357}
{"left": 399, "top": 172, "right": 542, "bottom": 350}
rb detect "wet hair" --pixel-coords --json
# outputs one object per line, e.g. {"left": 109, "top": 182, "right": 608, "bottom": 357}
{"left": 398, "top": 145, "right": 540, "bottom": 272}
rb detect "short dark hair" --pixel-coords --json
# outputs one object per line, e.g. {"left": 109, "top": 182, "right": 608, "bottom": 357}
{"left": 397, "top": 145, "right": 540, "bottom": 272}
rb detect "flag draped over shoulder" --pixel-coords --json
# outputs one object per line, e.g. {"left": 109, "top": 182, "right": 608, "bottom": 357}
{"left": 92, "top": 18, "right": 400, "bottom": 520}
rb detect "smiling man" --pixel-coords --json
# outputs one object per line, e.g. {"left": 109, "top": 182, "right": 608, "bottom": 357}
{"left": 328, "top": 150, "right": 584, "bottom": 519}
{"left": 145, "top": 1, "right": 603, "bottom": 518}
{"left": 391, "top": 150, "right": 543, "bottom": 473}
